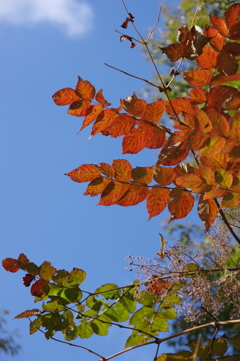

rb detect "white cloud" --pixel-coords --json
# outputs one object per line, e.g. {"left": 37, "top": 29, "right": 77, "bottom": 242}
{"left": 0, "top": 0, "right": 94, "bottom": 37}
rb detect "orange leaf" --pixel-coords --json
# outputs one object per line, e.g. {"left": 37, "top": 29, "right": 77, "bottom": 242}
{"left": 92, "top": 109, "right": 118, "bottom": 136}
{"left": 112, "top": 159, "right": 132, "bottom": 182}
{"left": 203, "top": 188, "right": 228, "bottom": 200}
{"left": 98, "top": 181, "right": 130, "bottom": 206}
{"left": 154, "top": 166, "right": 176, "bottom": 186}
{"left": 122, "top": 94, "right": 146, "bottom": 117}
{"left": 67, "top": 100, "right": 91, "bottom": 117}
{"left": 146, "top": 186, "right": 170, "bottom": 220}
{"left": 2, "top": 258, "right": 19, "bottom": 273}
{"left": 216, "top": 52, "right": 238, "bottom": 76}
{"left": 229, "top": 112, "right": 240, "bottom": 141}
{"left": 215, "top": 169, "right": 233, "bottom": 188}
{"left": 80, "top": 104, "right": 103, "bottom": 131}
{"left": 147, "top": 279, "right": 171, "bottom": 295}
{"left": 52, "top": 88, "right": 80, "bottom": 106}
{"left": 14, "top": 309, "right": 42, "bottom": 319}
{"left": 189, "top": 87, "right": 207, "bottom": 104}
{"left": 95, "top": 89, "right": 111, "bottom": 106}
{"left": 18, "top": 253, "right": 29, "bottom": 267}
{"left": 75, "top": 76, "right": 95, "bottom": 101}
{"left": 211, "top": 73, "right": 240, "bottom": 85}
{"left": 204, "top": 25, "right": 225, "bottom": 51}
{"left": 143, "top": 99, "right": 165, "bottom": 124}
{"left": 221, "top": 191, "right": 240, "bottom": 208}
{"left": 196, "top": 46, "right": 218, "bottom": 69}
{"left": 175, "top": 173, "right": 211, "bottom": 193}
{"left": 182, "top": 69, "right": 212, "bottom": 86}
{"left": 145, "top": 126, "right": 166, "bottom": 149}
{"left": 198, "top": 136, "right": 226, "bottom": 157}
{"left": 198, "top": 195, "right": 217, "bottom": 230}
{"left": 205, "top": 108, "right": 229, "bottom": 136}
{"left": 131, "top": 166, "right": 154, "bottom": 185}
{"left": 99, "top": 163, "right": 115, "bottom": 178}
{"left": 84, "top": 177, "right": 112, "bottom": 197}
{"left": 103, "top": 114, "right": 136, "bottom": 138}
{"left": 168, "top": 189, "right": 194, "bottom": 221}
{"left": 165, "top": 97, "right": 198, "bottom": 115}
{"left": 116, "top": 184, "right": 148, "bottom": 206}
{"left": 157, "top": 137, "right": 189, "bottom": 166}
{"left": 210, "top": 16, "right": 228, "bottom": 37}
{"left": 122, "top": 123, "right": 156, "bottom": 154}
{"left": 200, "top": 154, "right": 229, "bottom": 170}
{"left": 66, "top": 164, "right": 101, "bottom": 183}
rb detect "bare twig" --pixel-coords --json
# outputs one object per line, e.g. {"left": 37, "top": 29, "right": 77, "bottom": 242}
{"left": 146, "top": 5, "right": 162, "bottom": 43}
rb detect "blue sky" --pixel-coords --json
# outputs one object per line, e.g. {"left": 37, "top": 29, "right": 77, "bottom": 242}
{"left": 0, "top": 0, "right": 202, "bottom": 360}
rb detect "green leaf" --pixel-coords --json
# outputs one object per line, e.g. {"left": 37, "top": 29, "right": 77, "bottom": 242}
{"left": 78, "top": 322, "right": 94, "bottom": 339}
{"left": 68, "top": 268, "right": 86, "bottom": 286}
{"left": 41, "top": 313, "right": 68, "bottom": 333}
{"left": 104, "top": 304, "right": 129, "bottom": 322}
{"left": 208, "top": 338, "right": 228, "bottom": 356}
{"left": 42, "top": 300, "right": 66, "bottom": 312}
{"left": 39, "top": 261, "right": 56, "bottom": 281}
{"left": 86, "top": 296, "right": 103, "bottom": 311}
{"left": 227, "top": 334, "right": 240, "bottom": 350}
{"left": 52, "top": 270, "right": 69, "bottom": 287}
{"left": 157, "top": 308, "right": 177, "bottom": 320}
{"left": 30, "top": 316, "right": 42, "bottom": 335}
{"left": 151, "top": 316, "right": 169, "bottom": 332}
{"left": 91, "top": 319, "right": 110, "bottom": 336}
{"left": 83, "top": 309, "right": 98, "bottom": 318}
{"left": 129, "top": 306, "right": 155, "bottom": 325}
{"left": 137, "top": 291, "right": 159, "bottom": 306}
{"left": 183, "top": 263, "right": 199, "bottom": 278}
{"left": 62, "top": 310, "right": 74, "bottom": 326}
{"left": 161, "top": 292, "right": 182, "bottom": 307}
{"left": 94, "top": 283, "right": 121, "bottom": 298}
{"left": 25, "top": 262, "right": 40, "bottom": 276}
{"left": 64, "top": 325, "right": 79, "bottom": 341}
{"left": 119, "top": 294, "right": 136, "bottom": 313}
{"left": 59, "top": 288, "right": 82, "bottom": 303}
{"left": 125, "top": 332, "right": 146, "bottom": 348}
{"left": 48, "top": 283, "right": 63, "bottom": 297}
{"left": 187, "top": 342, "right": 209, "bottom": 358}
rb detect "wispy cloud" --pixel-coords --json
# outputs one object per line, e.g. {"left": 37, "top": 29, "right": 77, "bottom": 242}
{"left": 0, "top": 0, "right": 94, "bottom": 37}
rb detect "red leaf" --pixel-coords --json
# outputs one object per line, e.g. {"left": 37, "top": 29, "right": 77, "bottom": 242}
{"left": 145, "top": 126, "right": 166, "bottom": 150}
{"left": 160, "top": 43, "right": 184, "bottom": 62}
{"left": 216, "top": 52, "right": 238, "bottom": 76}
{"left": 228, "top": 23, "right": 240, "bottom": 40}
{"left": 92, "top": 109, "right": 119, "bottom": 136}
{"left": 22, "top": 274, "right": 35, "bottom": 287}
{"left": 182, "top": 69, "right": 212, "bottom": 86}
{"left": 66, "top": 164, "right": 101, "bottom": 183}
{"left": 95, "top": 89, "right": 111, "bottom": 106}
{"left": 18, "top": 253, "right": 29, "bottom": 267}
{"left": 84, "top": 177, "right": 112, "bottom": 197}
{"left": 14, "top": 309, "right": 42, "bottom": 319}
{"left": 2, "top": 258, "right": 19, "bottom": 273}
{"left": 196, "top": 46, "right": 218, "bottom": 69}
{"left": 112, "top": 159, "right": 132, "bottom": 182}
{"left": 205, "top": 108, "right": 229, "bottom": 137}
{"left": 207, "top": 85, "right": 239, "bottom": 109}
{"left": 67, "top": 100, "right": 91, "bottom": 117}
{"left": 79, "top": 104, "right": 103, "bottom": 131}
{"left": 147, "top": 279, "right": 171, "bottom": 295}
{"left": 224, "top": 93, "right": 240, "bottom": 111}
{"left": 131, "top": 166, "right": 154, "bottom": 185}
{"left": 143, "top": 99, "right": 165, "bottom": 124}
{"left": 168, "top": 189, "right": 194, "bottom": 221}
{"left": 52, "top": 88, "right": 80, "bottom": 106}
{"left": 198, "top": 195, "right": 217, "bottom": 230}
{"left": 224, "top": 3, "right": 240, "bottom": 30}
{"left": 209, "top": 16, "right": 228, "bottom": 37}
{"left": 75, "top": 76, "right": 95, "bottom": 101}
{"left": 146, "top": 186, "right": 170, "bottom": 220}
{"left": 189, "top": 87, "right": 207, "bottom": 104}
{"left": 98, "top": 181, "right": 130, "bottom": 206}
{"left": 222, "top": 42, "right": 240, "bottom": 56}
{"left": 116, "top": 184, "right": 148, "bottom": 206}
{"left": 31, "top": 279, "right": 50, "bottom": 297}
{"left": 154, "top": 166, "right": 176, "bottom": 186}
{"left": 211, "top": 73, "right": 240, "bottom": 85}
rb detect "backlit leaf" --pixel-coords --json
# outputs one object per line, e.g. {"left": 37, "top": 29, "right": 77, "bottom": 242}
{"left": 67, "top": 100, "right": 91, "bottom": 117}
{"left": 78, "top": 322, "right": 94, "bottom": 339}
{"left": 14, "top": 309, "right": 42, "bottom": 319}
{"left": 196, "top": 45, "right": 218, "bottom": 69}
{"left": 122, "top": 123, "right": 157, "bottom": 154}
{"left": 158, "top": 139, "right": 189, "bottom": 166}
{"left": 75, "top": 77, "right": 95, "bottom": 101}
{"left": 221, "top": 190, "right": 240, "bottom": 208}
{"left": 112, "top": 159, "right": 132, "bottom": 182}
{"left": 207, "top": 85, "right": 239, "bottom": 109}
{"left": 224, "top": 3, "right": 240, "bottom": 30}
{"left": 116, "top": 184, "right": 148, "bottom": 207}
{"left": 215, "top": 169, "right": 233, "bottom": 188}
{"left": 94, "top": 283, "right": 120, "bottom": 298}
{"left": 175, "top": 173, "right": 210, "bottom": 193}
{"left": 208, "top": 338, "right": 228, "bottom": 357}
{"left": 165, "top": 97, "right": 197, "bottom": 116}
{"left": 98, "top": 181, "right": 130, "bottom": 206}
{"left": 52, "top": 88, "right": 80, "bottom": 106}
{"left": 210, "top": 16, "right": 228, "bottom": 37}
{"left": 189, "top": 87, "right": 207, "bottom": 104}
{"left": 217, "top": 52, "right": 238, "bottom": 76}
{"left": 131, "top": 166, "right": 154, "bottom": 185}
{"left": 39, "top": 261, "right": 56, "bottom": 281}
{"left": 80, "top": 104, "right": 103, "bottom": 131}
{"left": 92, "top": 109, "right": 118, "bottom": 136}
{"left": 68, "top": 268, "right": 86, "bottom": 286}
{"left": 198, "top": 195, "right": 217, "bottom": 230}
{"left": 66, "top": 164, "right": 101, "bottom": 183}
{"left": 91, "top": 319, "right": 110, "bottom": 336}
{"left": 154, "top": 166, "right": 176, "bottom": 186}
{"left": 168, "top": 189, "right": 194, "bottom": 221}
{"left": 84, "top": 177, "right": 111, "bottom": 197}
{"left": 211, "top": 73, "right": 240, "bottom": 85}
{"left": 143, "top": 99, "right": 165, "bottom": 123}
{"left": 123, "top": 94, "right": 146, "bottom": 117}
{"left": 95, "top": 89, "right": 111, "bottom": 106}
{"left": 129, "top": 306, "right": 155, "bottom": 325}
{"left": 182, "top": 69, "right": 212, "bottom": 86}
{"left": 18, "top": 253, "right": 29, "bottom": 267}
{"left": 146, "top": 187, "right": 170, "bottom": 220}
{"left": 2, "top": 258, "right": 19, "bottom": 273}
{"left": 31, "top": 280, "right": 50, "bottom": 297}
{"left": 102, "top": 113, "right": 136, "bottom": 138}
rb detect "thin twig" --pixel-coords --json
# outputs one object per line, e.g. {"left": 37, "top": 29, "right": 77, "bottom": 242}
{"left": 192, "top": 333, "right": 201, "bottom": 361}
{"left": 146, "top": 5, "right": 162, "bottom": 43}
{"left": 191, "top": 2, "right": 201, "bottom": 28}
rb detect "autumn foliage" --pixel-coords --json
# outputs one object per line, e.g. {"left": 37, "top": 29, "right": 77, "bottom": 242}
{"left": 52, "top": 3, "right": 240, "bottom": 231}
